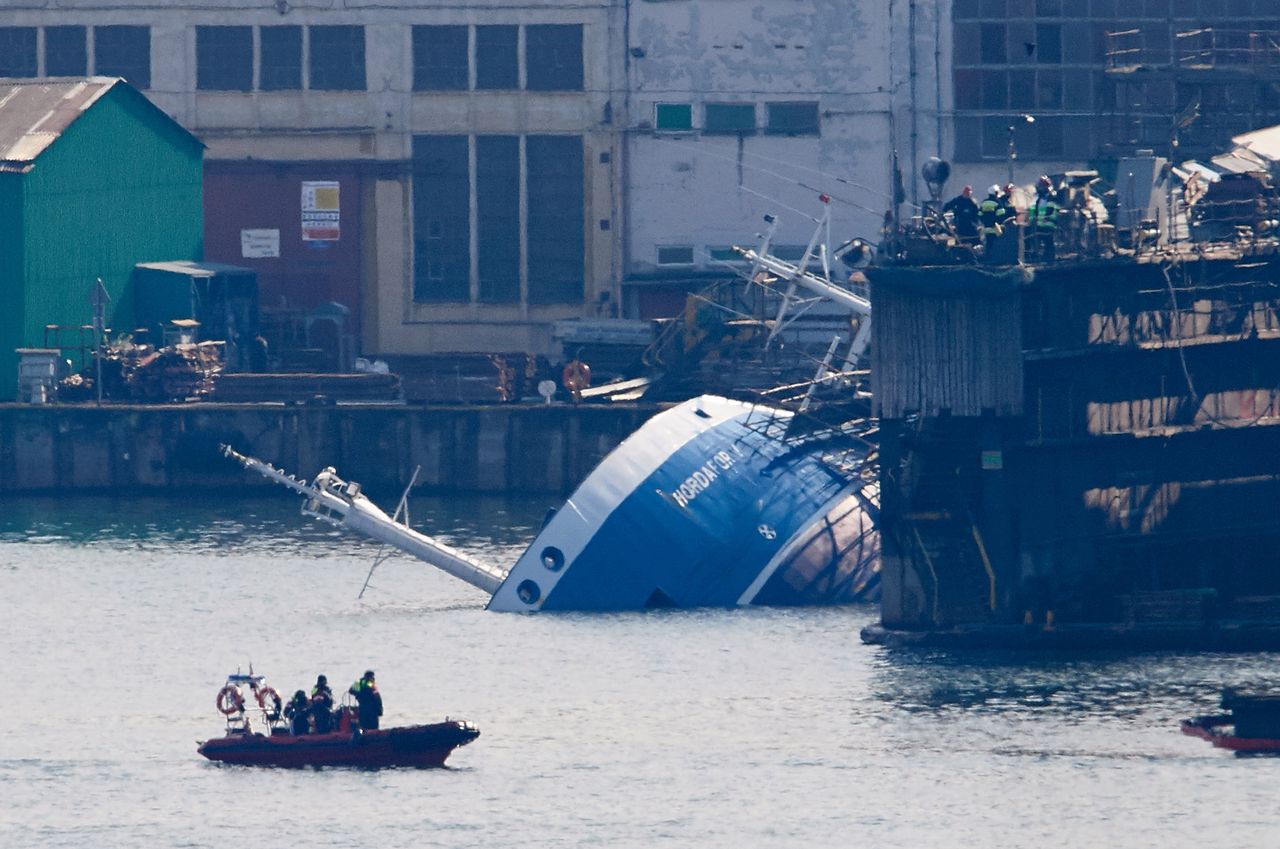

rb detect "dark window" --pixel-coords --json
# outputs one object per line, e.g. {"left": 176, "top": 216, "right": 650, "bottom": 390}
{"left": 980, "top": 24, "right": 1006, "bottom": 64}
{"left": 260, "top": 26, "right": 301, "bottom": 91}
{"left": 526, "top": 24, "right": 582, "bottom": 91}
{"left": 1036, "top": 24, "right": 1062, "bottom": 64}
{"left": 309, "top": 25, "right": 365, "bottom": 91}
{"left": 197, "top": 26, "right": 252, "bottom": 91}
{"left": 981, "top": 116, "right": 1008, "bottom": 158}
{"left": 954, "top": 0, "right": 980, "bottom": 18}
{"left": 657, "top": 246, "right": 694, "bottom": 265}
{"left": 412, "top": 136, "right": 471, "bottom": 302}
{"left": 1036, "top": 115, "right": 1063, "bottom": 157}
{"left": 1010, "top": 72, "right": 1034, "bottom": 108}
{"left": 704, "top": 103, "right": 755, "bottom": 135}
{"left": 45, "top": 26, "right": 87, "bottom": 77}
{"left": 1063, "top": 116, "right": 1093, "bottom": 159}
{"left": 95, "top": 25, "right": 150, "bottom": 89}
{"left": 413, "top": 25, "right": 468, "bottom": 91}
{"left": 1008, "top": 23, "right": 1035, "bottom": 65}
{"left": 476, "top": 25, "right": 517, "bottom": 89}
{"left": 981, "top": 71, "right": 1008, "bottom": 109}
{"left": 766, "top": 101, "right": 819, "bottom": 135}
{"left": 955, "top": 116, "right": 982, "bottom": 160}
{"left": 477, "top": 136, "right": 521, "bottom": 303}
{"left": 655, "top": 103, "right": 692, "bottom": 130}
{"left": 1037, "top": 70, "right": 1063, "bottom": 108}
{"left": 526, "top": 135, "right": 583, "bottom": 304}
{"left": 1063, "top": 22, "right": 1092, "bottom": 64}
{"left": 1063, "top": 69, "right": 1092, "bottom": 109}
{"left": 955, "top": 69, "right": 981, "bottom": 109}
{"left": 0, "top": 28, "right": 37, "bottom": 77}
{"left": 954, "top": 23, "right": 981, "bottom": 65}
{"left": 979, "top": 0, "right": 1006, "bottom": 13}
{"left": 1035, "top": 0, "right": 1062, "bottom": 15}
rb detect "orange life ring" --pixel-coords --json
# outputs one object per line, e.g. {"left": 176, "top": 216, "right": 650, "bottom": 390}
{"left": 562, "top": 360, "right": 591, "bottom": 392}
{"left": 216, "top": 684, "right": 245, "bottom": 716}
{"left": 255, "top": 685, "right": 282, "bottom": 719}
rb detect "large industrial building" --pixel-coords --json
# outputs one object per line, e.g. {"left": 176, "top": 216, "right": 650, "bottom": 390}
{"left": 2, "top": 3, "right": 1279, "bottom": 364}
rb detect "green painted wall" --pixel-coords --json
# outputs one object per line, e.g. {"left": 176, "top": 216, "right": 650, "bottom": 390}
{"left": 2, "top": 83, "right": 203, "bottom": 400}
{"left": 0, "top": 173, "right": 25, "bottom": 398}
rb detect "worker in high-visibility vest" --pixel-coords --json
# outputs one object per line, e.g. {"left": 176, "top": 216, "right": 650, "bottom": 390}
{"left": 1030, "top": 176, "right": 1061, "bottom": 262}
{"left": 978, "top": 184, "right": 1005, "bottom": 257}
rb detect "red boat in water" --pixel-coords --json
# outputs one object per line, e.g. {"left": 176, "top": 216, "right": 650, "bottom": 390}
{"left": 1182, "top": 688, "right": 1280, "bottom": 754}
{"left": 197, "top": 672, "right": 479, "bottom": 768}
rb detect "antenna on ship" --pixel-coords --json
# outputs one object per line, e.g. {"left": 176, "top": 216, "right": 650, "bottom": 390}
{"left": 358, "top": 465, "right": 421, "bottom": 599}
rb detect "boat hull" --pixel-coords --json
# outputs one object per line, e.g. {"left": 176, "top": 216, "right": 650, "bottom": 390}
{"left": 197, "top": 721, "right": 479, "bottom": 768}
{"left": 1182, "top": 716, "right": 1280, "bottom": 753}
{"left": 487, "top": 395, "right": 879, "bottom": 612}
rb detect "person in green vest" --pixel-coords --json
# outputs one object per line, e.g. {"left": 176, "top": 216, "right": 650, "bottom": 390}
{"left": 1030, "top": 175, "right": 1061, "bottom": 262}
{"left": 349, "top": 669, "right": 383, "bottom": 730}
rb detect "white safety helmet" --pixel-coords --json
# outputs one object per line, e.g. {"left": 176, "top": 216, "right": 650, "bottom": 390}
{"left": 988, "top": 184, "right": 1002, "bottom": 196}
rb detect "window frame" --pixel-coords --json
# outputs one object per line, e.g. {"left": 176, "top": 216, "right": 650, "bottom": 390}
{"left": 703, "top": 103, "right": 756, "bottom": 136}
{"left": 308, "top": 25, "right": 366, "bottom": 92}
{"left": 525, "top": 24, "right": 583, "bottom": 92}
{"left": 765, "top": 101, "right": 820, "bottom": 136}
{"left": 413, "top": 25, "right": 469, "bottom": 92}
{"left": 259, "top": 25, "right": 302, "bottom": 91}
{"left": 94, "top": 25, "right": 151, "bottom": 89}
{"left": 196, "top": 25, "right": 253, "bottom": 92}
{"left": 654, "top": 103, "right": 693, "bottom": 132}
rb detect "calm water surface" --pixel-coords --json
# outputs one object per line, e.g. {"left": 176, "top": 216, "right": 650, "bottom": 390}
{"left": 1, "top": 494, "right": 1278, "bottom": 848}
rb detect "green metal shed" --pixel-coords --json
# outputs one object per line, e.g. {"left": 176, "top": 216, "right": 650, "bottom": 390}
{"left": 0, "top": 76, "right": 204, "bottom": 400}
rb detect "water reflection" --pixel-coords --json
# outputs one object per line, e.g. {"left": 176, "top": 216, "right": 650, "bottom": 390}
{"left": 867, "top": 647, "right": 1277, "bottom": 723}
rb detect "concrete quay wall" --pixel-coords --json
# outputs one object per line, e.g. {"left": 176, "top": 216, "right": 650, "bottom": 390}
{"left": 0, "top": 403, "right": 665, "bottom": 496}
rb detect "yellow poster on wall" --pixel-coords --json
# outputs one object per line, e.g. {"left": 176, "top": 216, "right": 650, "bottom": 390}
{"left": 302, "top": 180, "right": 340, "bottom": 241}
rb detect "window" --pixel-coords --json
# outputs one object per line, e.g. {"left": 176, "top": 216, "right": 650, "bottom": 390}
{"left": 197, "top": 26, "right": 252, "bottom": 91}
{"left": 45, "top": 26, "right": 86, "bottom": 76}
{"left": 476, "top": 26, "right": 517, "bottom": 90}
{"left": 412, "top": 134, "right": 585, "bottom": 307}
{"left": 980, "top": 24, "right": 1006, "bottom": 64}
{"left": 704, "top": 103, "right": 755, "bottom": 135}
{"left": 657, "top": 246, "right": 695, "bottom": 265}
{"left": 0, "top": 28, "right": 37, "bottom": 77}
{"left": 526, "top": 25, "right": 582, "bottom": 91}
{"left": 260, "top": 26, "right": 301, "bottom": 91}
{"left": 414, "top": 25, "right": 468, "bottom": 91}
{"left": 309, "top": 25, "right": 365, "bottom": 91}
{"left": 655, "top": 103, "right": 692, "bottom": 131}
{"left": 412, "top": 136, "right": 471, "bottom": 302}
{"left": 1035, "top": 24, "right": 1061, "bottom": 63}
{"left": 526, "top": 135, "right": 584, "bottom": 304}
{"left": 766, "top": 101, "right": 819, "bottom": 135}
{"left": 95, "top": 25, "right": 150, "bottom": 89}
{"left": 476, "top": 135, "right": 520, "bottom": 303}
{"left": 708, "top": 247, "right": 747, "bottom": 264}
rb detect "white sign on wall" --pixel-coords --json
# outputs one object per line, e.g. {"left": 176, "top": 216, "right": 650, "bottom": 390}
{"left": 302, "top": 180, "right": 340, "bottom": 241}
{"left": 240, "top": 228, "right": 281, "bottom": 258}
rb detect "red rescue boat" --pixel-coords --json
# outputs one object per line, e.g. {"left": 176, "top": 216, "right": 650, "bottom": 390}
{"left": 1181, "top": 688, "right": 1280, "bottom": 754}
{"left": 197, "top": 671, "right": 479, "bottom": 768}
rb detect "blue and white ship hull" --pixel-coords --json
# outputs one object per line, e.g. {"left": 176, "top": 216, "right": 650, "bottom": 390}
{"left": 487, "top": 395, "right": 879, "bottom": 612}
{"left": 224, "top": 395, "right": 878, "bottom": 613}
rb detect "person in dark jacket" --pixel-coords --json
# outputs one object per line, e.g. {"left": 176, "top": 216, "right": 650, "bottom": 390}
{"left": 311, "top": 674, "right": 335, "bottom": 733}
{"left": 284, "top": 689, "right": 310, "bottom": 735}
{"left": 349, "top": 670, "right": 384, "bottom": 730}
{"left": 942, "top": 184, "right": 981, "bottom": 244}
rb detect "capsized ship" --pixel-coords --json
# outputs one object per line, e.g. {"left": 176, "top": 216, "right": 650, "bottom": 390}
{"left": 222, "top": 395, "right": 879, "bottom": 612}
